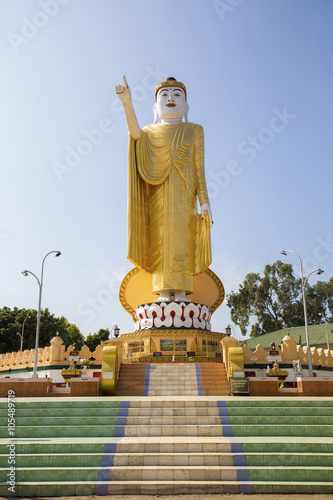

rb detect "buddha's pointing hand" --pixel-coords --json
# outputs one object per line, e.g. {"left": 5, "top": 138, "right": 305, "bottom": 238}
{"left": 115, "top": 75, "right": 132, "bottom": 106}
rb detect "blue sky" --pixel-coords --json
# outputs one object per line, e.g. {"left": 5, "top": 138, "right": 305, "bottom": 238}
{"left": 0, "top": 0, "right": 332, "bottom": 340}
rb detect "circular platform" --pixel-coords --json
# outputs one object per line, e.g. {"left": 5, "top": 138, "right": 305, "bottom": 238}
{"left": 119, "top": 267, "right": 225, "bottom": 321}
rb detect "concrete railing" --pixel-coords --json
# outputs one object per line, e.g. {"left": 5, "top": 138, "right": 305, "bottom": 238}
{"left": 0, "top": 335, "right": 122, "bottom": 372}
{"left": 242, "top": 333, "right": 333, "bottom": 368}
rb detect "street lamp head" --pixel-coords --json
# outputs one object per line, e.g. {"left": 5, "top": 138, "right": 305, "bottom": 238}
{"left": 281, "top": 251, "right": 287, "bottom": 256}
{"left": 317, "top": 269, "right": 324, "bottom": 275}
{"left": 225, "top": 325, "right": 232, "bottom": 337}
{"left": 55, "top": 251, "right": 61, "bottom": 257}
{"left": 21, "top": 271, "right": 28, "bottom": 276}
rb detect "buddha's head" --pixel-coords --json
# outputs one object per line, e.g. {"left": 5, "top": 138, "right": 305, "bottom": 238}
{"left": 153, "top": 77, "right": 189, "bottom": 123}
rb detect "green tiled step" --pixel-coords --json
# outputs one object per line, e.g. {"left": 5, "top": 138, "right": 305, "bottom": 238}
{"left": 3, "top": 480, "right": 331, "bottom": 496}
{"left": 225, "top": 400, "right": 333, "bottom": 408}
{"left": 1, "top": 414, "right": 333, "bottom": 428}
{"left": 230, "top": 424, "right": 333, "bottom": 437}
{"left": 0, "top": 453, "right": 106, "bottom": 467}
{"left": 0, "top": 407, "right": 126, "bottom": 417}
{"left": 244, "top": 452, "right": 333, "bottom": 466}
{"left": 251, "top": 481, "right": 333, "bottom": 494}
{"left": 13, "top": 423, "right": 332, "bottom": 439}
{"left": 109, "top": 465, "right": 333, "bottom": 482}
{"left": 226, "top": 416, "right": 333, "bottom": 425}
{"left": 224, "top": 406, "right": 333, "bottom": 416}
{"left": 27, "top": 451, "right": 330, "bottom": 467}
{"left": 248, "top": 466, "right": 333, "bottom": 482}
{"left": 115, "top": 437, "right": 333, "bottom": 455}
{"left": 4, "top": 443, "right": 333, "bottom": 467}
{"left": 0, "top": 481, "right": 97, "bottom": 497}
{"left": 0, "top": 466, "right": 105, "bottom": 482}
{"left": 241, "top": 440, "right": 333, "bottom": 454}
{"left": 6, "top": 425, "right": 120, "bottom": 438}
{"left": 0, "top": 439, "right": 109, "bottom": 455}
{"left": 107, "top": 480, "right": 333, "bottom": 495}
{"left": 0, "top": 416, "right": 122, "bottom": 426}
{"left": 5, "top": 424, "right": 333, "bottom": 439}
{"left": 13, "top": 424, "right": 225, "bottom": 438}
{"left": 3, "top": 465, "right": 333, "bottom": 484}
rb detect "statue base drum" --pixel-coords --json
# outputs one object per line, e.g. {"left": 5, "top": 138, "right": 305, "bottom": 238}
{"left": 135, "top": 302, "right": 212, "bottom": 331}
{"left": 120, "top": 328, "right": 224, "bottom": 363}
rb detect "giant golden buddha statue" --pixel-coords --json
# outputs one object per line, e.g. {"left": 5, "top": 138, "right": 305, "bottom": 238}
{"left": 115, "top": 76, "right": 213, "bottom": 304}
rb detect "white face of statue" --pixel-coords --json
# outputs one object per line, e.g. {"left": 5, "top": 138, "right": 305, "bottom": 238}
{"left": 154, "top": 87, "right": 189, "bottom": 121}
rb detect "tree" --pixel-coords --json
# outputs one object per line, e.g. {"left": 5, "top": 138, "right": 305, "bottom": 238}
{"left": 0, "top": 307, "right": 85, "bottom": 353}
{"left": 308, "top": 277, "right": 333, "bottom": 324}
{"left": 85, "top": 328, "right": 110, "bottom": 352}
{"left": 227, "top": 260, "right": 331, "bottom": 337}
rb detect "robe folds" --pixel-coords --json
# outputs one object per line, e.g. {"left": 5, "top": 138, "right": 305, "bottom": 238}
{"left": 127, "top": 122, "right": 212, "bottom": 294}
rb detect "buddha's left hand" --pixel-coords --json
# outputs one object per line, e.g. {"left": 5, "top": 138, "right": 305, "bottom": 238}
{"left": 201, "top": 204, "right": 213, "bottom": 228}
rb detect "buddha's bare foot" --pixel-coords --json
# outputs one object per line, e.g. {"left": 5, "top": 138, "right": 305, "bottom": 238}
{"left": 174, "top": 290, "right": 191, "bottom": 303}
{"left": 155, "top": 291, "right": 172, "bottom": 303}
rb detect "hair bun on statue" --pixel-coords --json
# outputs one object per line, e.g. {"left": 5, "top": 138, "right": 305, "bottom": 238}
{"left": 155, "top": 77, "right": 187, "bottom": 101}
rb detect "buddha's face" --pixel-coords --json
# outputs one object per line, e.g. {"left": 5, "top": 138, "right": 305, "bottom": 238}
{"left": 155, "top": 86, "right": 188, "bottom": 120}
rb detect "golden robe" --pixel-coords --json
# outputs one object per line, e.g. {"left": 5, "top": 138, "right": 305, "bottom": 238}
{"left": 128, "top": 122, "right": 212, "bottom": 294}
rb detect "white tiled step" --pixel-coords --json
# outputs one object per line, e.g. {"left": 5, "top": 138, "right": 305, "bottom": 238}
{"left": 105, "top": 480, "right": 241, "bottom": 495}
{"left": 149, "top": 365, "right": 197, "bottom": 370}
{"left": 127, "top": 408, "right": 220, "bottom": 416}
{"left": 124, "top": 425, "right": 223, "bottom": 437}
{"left": 109, "top": 465, "right": 238, "bottom": 481}
{"left": 147, "top": 388, "right": 198, "bottom": 391}
{"left": 148, "top": 375, "right": 197, "bottom": 378}
{"left": 147, "top": 363, "right": 199, "bottom": 396}
{"left": 112, "top": 452, "right": 236, "bottom": 466}
{"left": 149, "top": 374, "right": 197, "bottom": 376}
{"left": 125, "top": 416, "right": 222, "bottom": 425}
{"left": 148, "top": 384, "right": 198, "bottom": 388}
{"left": 148, "top": 391, "right": 199, "bottom": 396}
{"left": 116, "top": 436, "right": 233, "bottom": 453}
{"left": 128, "top": 400, "right": 219, "bottom": 408}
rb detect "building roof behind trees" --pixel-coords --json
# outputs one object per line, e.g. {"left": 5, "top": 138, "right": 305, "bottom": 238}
{"left": 245, "top": 323, "right": 333, "bottom": 350}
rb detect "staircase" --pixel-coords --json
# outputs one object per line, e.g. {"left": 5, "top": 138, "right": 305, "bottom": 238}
{"left": 1, "top": 397, "right": 333, "bottom": 495}
{"left": 200, "top": 362, "right": 229, "bottom": 395}
{"left": 146, "top": 363, "right": 199, "bottom": 396}
{"left": 116, "top": 362, "right": 229, "bottom": 396}
{"left": 116, "top": 363, "right": 147, "bottom": 396}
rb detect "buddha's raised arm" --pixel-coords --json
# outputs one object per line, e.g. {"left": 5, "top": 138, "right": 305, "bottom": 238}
{"left": 115, "top": 75, "right": 141, "bottom": 140}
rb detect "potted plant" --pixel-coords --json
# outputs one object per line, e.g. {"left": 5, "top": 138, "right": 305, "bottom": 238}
{"left": 80, "top": 358, "right": 91, "bottom": 375}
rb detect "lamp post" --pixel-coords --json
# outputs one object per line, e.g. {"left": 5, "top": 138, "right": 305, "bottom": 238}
{"left": 319, "top": 312, "right": 330, "bottom": 351}
{"left": 226, "top": 324, "right": 236, "bottom": 338}
{"left": 110, "top": 325, "right": 120, "bottom": 338}
{"left": 22, "top": 251, "right": 61, "bottom": 378}
{"left": 281, "top": 250, "right": 324, "bottom": 377}
{"left": 16, "top": 314, "right": 31, "bottom": 351}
